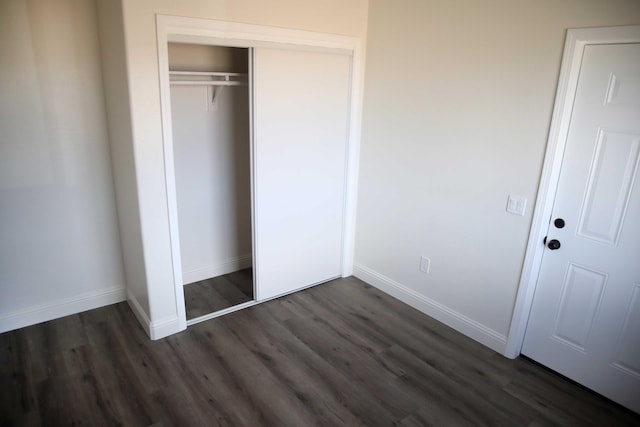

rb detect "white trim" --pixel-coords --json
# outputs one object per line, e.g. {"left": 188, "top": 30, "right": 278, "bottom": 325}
{"left": 0, "top": 286, "right": 126, "bottom": 333}
{"left": 149, "top": 315, "right": 181, "bottom": 340}
{"left": 341, "top": 41, "right": 364, "bottom": 277}
{"left": 126, "top": 289, "right": 181, "bottom": 340}
{"left": 157, "top": 15, "right": 356, "bottom": 52}
{"left": 156, "top": 15, "right": 363, "bottom": 331}
{"left": 354, "top": 264, "right": 507, "bottom": 354}
{"left": 182, "top": 254, "right": 252, "bottom": 285}
{"left": 126, "top": 289, "right": 151, "bottom": 336}
{"left": 504, "top": 25, "right": 640, "bottom": 359}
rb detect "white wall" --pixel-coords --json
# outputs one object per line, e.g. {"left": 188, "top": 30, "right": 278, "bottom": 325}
{"left": 96, "top": 0, "right": 149, "bottom": 319}
{"left": 117, "top": 0, "right": 369, "bottom": 338}
{"left": 0, "top": 0, "right": 125, "bottom": 332}
{"left": 356, "top": 0, "right": 640, "bottom": 353}
{"left": 170, "top": 45, "right": 252, "bottom": 284}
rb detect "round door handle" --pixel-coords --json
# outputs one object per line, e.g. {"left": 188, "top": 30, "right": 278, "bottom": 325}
{"left": 547, "top": 239, "right": 561, "bottom": 250}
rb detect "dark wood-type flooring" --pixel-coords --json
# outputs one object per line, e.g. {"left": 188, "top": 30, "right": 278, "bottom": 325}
{"left": 184, "top": 269, "right": 254, "bottom": 319}
{"left": 1, "top": 277, "right": 638, "bottom": 426}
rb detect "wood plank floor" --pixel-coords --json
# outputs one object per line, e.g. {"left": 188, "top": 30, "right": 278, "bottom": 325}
{"left": 1, "top": 277, "right": 638, "bottom": 426}
{"left": 184, "top": 269, "right": 254, "bottom": 319}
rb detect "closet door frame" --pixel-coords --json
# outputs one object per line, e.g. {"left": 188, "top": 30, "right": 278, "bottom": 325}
{"left": 156, "top": 15, "right": 363, "bottom": 327}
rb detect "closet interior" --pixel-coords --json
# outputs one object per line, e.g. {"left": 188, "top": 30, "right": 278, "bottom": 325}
{"left": 168, "top": 43, "right": 253, "bottom": 320}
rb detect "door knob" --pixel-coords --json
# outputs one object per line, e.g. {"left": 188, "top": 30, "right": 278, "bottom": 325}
{"left": 547, "top": 239, "right": 561, "bottom": 250}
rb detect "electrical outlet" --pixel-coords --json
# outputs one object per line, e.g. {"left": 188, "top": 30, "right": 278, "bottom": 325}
{"left": 419, "top": 256, "right": 431, "bottom": 274}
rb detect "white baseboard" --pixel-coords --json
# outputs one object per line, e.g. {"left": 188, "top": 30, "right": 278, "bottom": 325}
{"left": 182, "top": 254, "right": 252, "bottom": 285}
{"left": 148, "top": 314, "right": 183, "bottom": 340}
{"left": 126, "top": 290, "right": 151, "bottom": 336}
{"left": 353, "top": 264, "right": 507, "bottom": 354}
{"left": 125, "top": 290, "right": 184, "bottom": 340}
{"left": 0, "top": 286, "right": 126, "bottom": 333}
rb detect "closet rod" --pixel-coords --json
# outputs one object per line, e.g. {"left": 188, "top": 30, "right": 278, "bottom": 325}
{"left": 170, "top": 81, "right": 245, "bottom": 86}
{"left": 169, "top": 71, "right": 247, "bottom": 86}
{"left": 169, "top": 71, "right": 245, "bottom": 77}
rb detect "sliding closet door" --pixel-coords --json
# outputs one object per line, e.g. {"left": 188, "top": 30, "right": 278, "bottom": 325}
{"left": 253, "top": 47, "right": 351, "bottom": 301}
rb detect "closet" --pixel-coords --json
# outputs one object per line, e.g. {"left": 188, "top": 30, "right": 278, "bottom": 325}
{"left": 154, "top": 16, "right": 360, "bottom": 332}
{"left": 169, "top": 43, "right": 254, "bottom": 320}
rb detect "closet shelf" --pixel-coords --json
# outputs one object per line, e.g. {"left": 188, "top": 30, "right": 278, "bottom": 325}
{"left": 169, "top": 71, "right": 247, "bottom": 86}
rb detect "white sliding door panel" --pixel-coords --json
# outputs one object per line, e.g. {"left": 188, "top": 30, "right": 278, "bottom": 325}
{"left": 254, "top": 48, "right": 351, "bottom": 301}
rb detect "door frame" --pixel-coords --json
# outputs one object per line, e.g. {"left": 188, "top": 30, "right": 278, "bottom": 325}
{"left": 504, "top": 25, "right": 640, "bottom": 358}
{"left": 155, "top": 15, "right": 364, "bottom": 329}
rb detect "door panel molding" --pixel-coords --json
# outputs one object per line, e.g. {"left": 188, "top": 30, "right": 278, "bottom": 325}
{"left": 504, "top": 25, "right": 640, "bottom": 359}
{"left": 551, "top": 263, "right": 608, "bottom": 352}
{"left": 576, "top": 129, "right": 640, "bottom": 246}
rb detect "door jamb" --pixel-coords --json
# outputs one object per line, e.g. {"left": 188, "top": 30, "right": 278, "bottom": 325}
{"left": 504, "top": 25, "right": 640, "bottom": 359}
{"left": 155, "top": 15, "right": 363, "bottom": 331}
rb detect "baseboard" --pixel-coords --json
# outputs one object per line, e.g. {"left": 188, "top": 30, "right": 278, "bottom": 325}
{"left": 183, "top": 254, "right": 252, "bottom": 285}
{"left": 125, "top": 290, "right": 184, "bottom": 340}
{"left": 0, "top": 286, "right": 126, "bottom": 333}
{"left": 126, "top": 290, "right": 151, "bottom": 337}
{"left": 353, "top": 263, "right": 507, "bottom": 354}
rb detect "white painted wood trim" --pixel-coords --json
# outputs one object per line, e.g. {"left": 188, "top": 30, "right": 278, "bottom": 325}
{"left": 504, "top": 25, "right": 640, "bottom": 359}
{"left": 341, "top": 41, "right": 364, "bottom": 277}
{"left": 148, "top": 315, "right": 181, "bottom": 340}
{"left": 354, "top": 264, "right": 507, "bottom": 354}
{"left": 182, "top": 254, "right": 253, "bottom": 285}
{"left": 0, "top": 287, "right": 126, "bottom": 334}
{"left": 156, "top": 15, "right": 363, "bottom": 330}
{"left": 126, "top": 289, "right": 181, "bottom": 340}
{"left": 126, "top": 289, "right": 151, "bottom": 337}
{"left": 157, "top": 15, "right": 357, "bottom": 52}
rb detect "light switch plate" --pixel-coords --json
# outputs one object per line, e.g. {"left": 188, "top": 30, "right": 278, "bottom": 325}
{"left": 506, "top": 195, "right": 527, "bottom": 216}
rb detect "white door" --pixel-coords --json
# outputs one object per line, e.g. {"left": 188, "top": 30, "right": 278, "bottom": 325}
{"left": 522, "top": 43, "right": 640, "bottom": 412}
{"left": 253, "top": 47, "right": 351, "bottom": 301}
